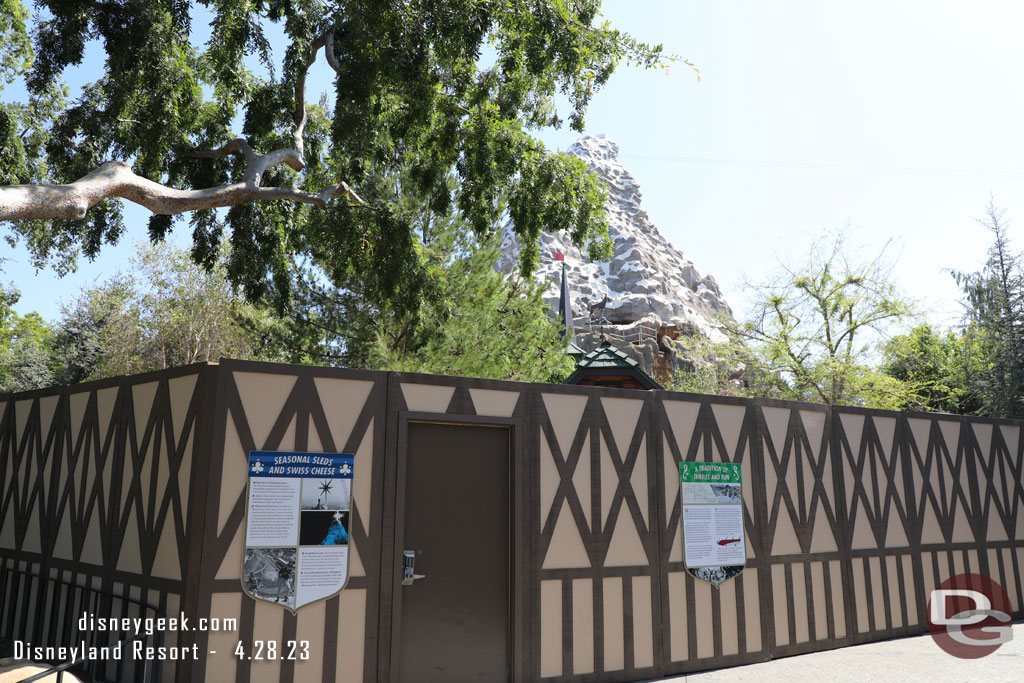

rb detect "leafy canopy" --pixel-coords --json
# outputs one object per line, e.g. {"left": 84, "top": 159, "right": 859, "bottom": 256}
{"left": 0, "top": 0, "right": 685, "bottom": 308}
{"left": 251, "top": 205, "right": 576, "bottom": 382}
{"left": 949, "top": 201, "right": 1024, "bottom": 418}
{"left": 737, "top": 230, "right": 917, "bottom": 408}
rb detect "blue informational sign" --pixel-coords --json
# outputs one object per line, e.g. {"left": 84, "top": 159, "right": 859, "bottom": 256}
{"left": 248, "top": 451, "right": 354, "bottom": 479}
{"left": 242, "top": 450, "right": 355, "bottom": 612}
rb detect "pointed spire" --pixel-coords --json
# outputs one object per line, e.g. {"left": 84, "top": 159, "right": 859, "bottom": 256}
{"left": 556, "top": 252, "right": 572, "bottom": 340}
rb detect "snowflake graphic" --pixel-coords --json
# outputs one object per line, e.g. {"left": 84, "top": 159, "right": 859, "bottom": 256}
{"left": 339, "top": 463, "right": 352, "bottom": 476}
{"left": 251, "top": 461, "right": 264, "bottom": 474}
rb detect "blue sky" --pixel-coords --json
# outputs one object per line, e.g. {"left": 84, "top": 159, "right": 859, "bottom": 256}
{"left": 4, "top": 0, "right": 1023, "bottom": 325}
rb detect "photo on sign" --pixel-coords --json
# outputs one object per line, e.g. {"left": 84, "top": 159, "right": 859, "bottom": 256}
{"left": 301, "top": 477, "right": 351, "bottom": 511}
{"left": 690, "top": 566, "right": 744, "bottom": 585}
{"left": 243, "top": 548, "right": 296, "bottom": 608}
{"left": 300, "top": 510, "right": 350, "bottom": 546}
{"left": 682, "top": 482, "right": 741, "bottom": 504}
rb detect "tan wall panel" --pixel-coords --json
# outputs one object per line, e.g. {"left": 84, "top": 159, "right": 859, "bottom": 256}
{"left": 663, "top": 435, "right": 677, "bottom": 528}
{"left": 218, "top": 418, "right": 248, "bottom": 535}
{"left": 151, "top": 513, "right": 181, "bottom": 580}
{"left": 572, "top": 579, "right": 594, "bottom": 674}
{"left": 852, "top": 558, "right": 868, "bottom": 633}
{"left": 761, "top": 407, "right": 790, "bottom": 463}
{"left": 710, "top": 404, "right": 746, "bottom": 461}
{"left": 177, "top": 430, "right": 194, "bottom": 517}
{"left": 662, "top": 400, "right": 700, "bottom": 453}
{"left": 810, "top": 561, "right": 828, "bottom": 640}
{"left": 695, "top": 578, "right": 714, "bottom": 657}
{"left": 116, "top": 507, "right": 143, "bottom": 574}
{"left": 308, "top": 416, "right": 322, "bottom": 452}
{"left": 791, "top": 564, "right": 809, "bottom": 643}
{"left": 718, "top": 577, "right": 739, "bottom": 655}
{"left": 206, "top": 593, "right": 242, "bottom": 682}
{"left": 952, "top": 505, "right": 974, "bottom": 542}
{"left": 601, "top": 397, "right": 644, "bottom": 456}
{"left": 234, "top": 372, "right": 298, "bottom": 448}
{"left": 902, "top": 555, "right": 918, "bottom": 626}
{"left": 348, "top": 539, "right": 365, "bottom": 578}
{"left": 293, "top": 600, "right": 326, "bottom": 682}
{"left": 632, "top": 575, "right": 653, "bottom": 668}
{"left": 352, "top": 422, "right": 374, "bottom": 532}
{"left": 771, "top": 564, "right": 789, "bottom": 646}
{"left": 886, "top": 556, "right": 902, "bottom": 628}
{"left": 541, "top": 393, "right": 588, "bottom": 457}
{"left": 543, "top": 507, "right": 590, "bottom": 569}
{"left": 540, "top": 580, "right": 562, "bottom": 677}
{"left": 601, "top": 434, "right": 620, "bottom": 525}
{"left": 279, "top": 415, "right": 297, "bottom": 451}
{"left": 215, "top": 527, "right": 243, "bottom": 580}
{"left": 573, "top": 434, "right": 591, "bottom": 528}
{"left": 869, "top": 557, "right": 885, "bottom": 631}
{"left": 400, "top": 382, "right": 454, "bottom": 413}
{"left": 313, "top": 377, "right": 374, "bottom": 446}
{"left": 604, "top": 513, "right": 647, "bottom": 567}
{"left": 540, "top": 434, "right": 559, "bottom": 526}
{"left": 251, "top": 601, "right": 284, "bottom": 681}
{"left": 337, "top": 588, "right": 366, "bottom": 683}
{"left": 1002, "top": 548, "right": 1020, "bottom": 611}
{"left": 921, "top": 553, "right": 936, "bottom": 608}
{"left": 468, "top": 388, "right": 520, "bottom": 417}
{"left": 772, "top": 509, "right": 801, "bottom": 556}
{"left": 168, "top": 373, "right": 199, "bottom": 443}
{"left": 603, "top": 577, "right": 625, "bottom": 670}
{"left": 68, "top": 390, "right": 89, "bottom": 439}
{"left": 829, "top": 560, "right": 846, "bottom": 638}
{"left": 666, "top": 573, "right": 687, "bottom": 662}
{"left": 631, "top": 435, "right": 649, "bottom": 527}
{"left": 743, "top": 571, "right": 762, "bottom": 652}
{"left": 1016, "top": 549, "right": 1024, "bottom": 606}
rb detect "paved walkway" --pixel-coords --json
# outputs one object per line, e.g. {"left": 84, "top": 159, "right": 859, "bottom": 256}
{"left": 649, "top": 622, "right": 1024, "bottom": 682}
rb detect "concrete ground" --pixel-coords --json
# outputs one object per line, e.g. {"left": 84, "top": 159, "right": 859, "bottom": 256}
{"left": 649, "top": 622, "right": 1024, "bottom": 683}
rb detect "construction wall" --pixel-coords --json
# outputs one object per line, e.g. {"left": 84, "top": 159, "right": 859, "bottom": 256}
{"left": 0, "top": 364, "right": 216, "bottom": 682}
{"left": 1, "top": 360, "right": 1023, "bottom": 683}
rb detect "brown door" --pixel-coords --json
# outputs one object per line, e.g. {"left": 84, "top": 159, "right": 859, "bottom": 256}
{"left": 397, "top": 422, "right": 511, "bottom": 682}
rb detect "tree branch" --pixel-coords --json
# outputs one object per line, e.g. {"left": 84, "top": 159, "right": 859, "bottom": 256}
{"left": 0, "top": 161, "right": 360, "bottom": 220}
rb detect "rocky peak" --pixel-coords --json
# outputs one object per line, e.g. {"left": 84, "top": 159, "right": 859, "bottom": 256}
{"left": 499, "top": 134, "right": 735, "bottom": 348}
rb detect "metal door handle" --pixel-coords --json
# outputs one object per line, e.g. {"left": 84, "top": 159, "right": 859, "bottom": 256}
{"left": 402, "top": 550, "right": 426, "bottom": 586}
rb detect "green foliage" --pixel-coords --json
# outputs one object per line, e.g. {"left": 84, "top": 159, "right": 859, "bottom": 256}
{"left": 1, "top": 1, "right": 686, "bottom": 317}
{"left": 51, "top": 242, "right": 272, "bottom": 382}
{"left": 665, "top": 333, "right": 755, "bottom": 398}
{"left": 0, "top": 283, "right": 55, "bottom": 392}
{"left": 0, "top": 0, "right": 32, "bottom": 92}
{"left": 737, "top": 230, "right": 918, "bottom": 409}
{"left": 949, "top": 201, "right": 1024, "bottom": 418}
{"left": 880, "top": 324, "right": 982, "bottom": 414}
{"left": 252, "top": 212, "right": 575, "bottom": 382}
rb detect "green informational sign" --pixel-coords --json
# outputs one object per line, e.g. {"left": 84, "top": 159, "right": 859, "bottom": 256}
{"left": 679, "top": 461, "right": 741, "bottom": 484}
{"left": 678, "top": 460, "right": 745, "bottom": 587}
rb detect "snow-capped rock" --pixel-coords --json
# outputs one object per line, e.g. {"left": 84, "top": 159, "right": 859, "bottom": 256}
{"left": 498, "top": 134, "right": 734, "bottom": 344}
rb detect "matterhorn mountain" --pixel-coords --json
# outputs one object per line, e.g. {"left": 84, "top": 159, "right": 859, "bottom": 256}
{"left": 498, "top": 134, "right": 736, "bottom": 380}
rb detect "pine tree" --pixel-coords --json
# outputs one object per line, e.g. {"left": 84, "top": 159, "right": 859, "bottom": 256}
{"left": 953, "top": 200, "right": 1024, "bottom": 418}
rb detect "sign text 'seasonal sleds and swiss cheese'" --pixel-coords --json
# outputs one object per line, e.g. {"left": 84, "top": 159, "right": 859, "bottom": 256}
{"left": 242, "top": 451, "right": 354, "bottom": 612}
{"left": 679, "top": 461, "right": 745, "bottom": 587}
